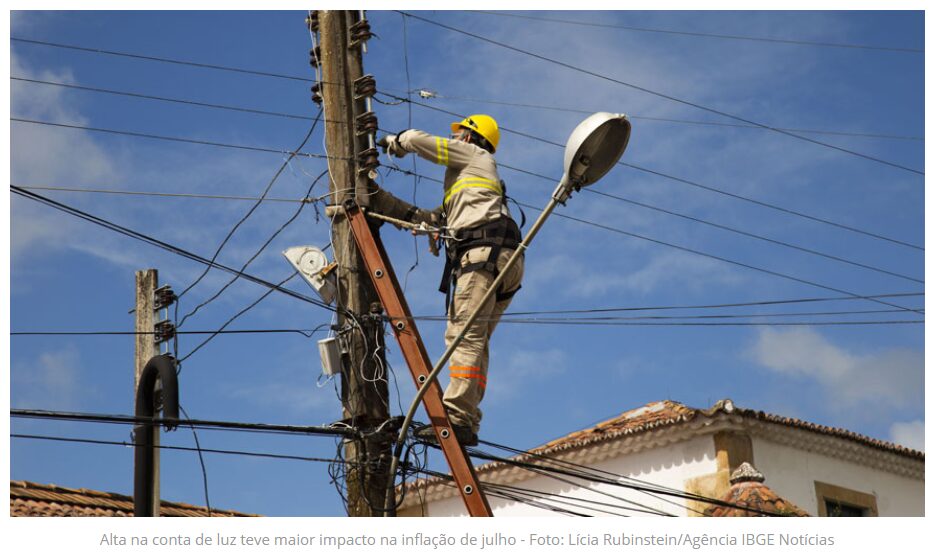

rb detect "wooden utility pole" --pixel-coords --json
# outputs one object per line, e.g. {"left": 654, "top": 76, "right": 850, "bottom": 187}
{"left": 134, "top": 268, "right": 160, "bottom": 516}
{"left": 317, "top": 10, "right": 391, "bottom": 516}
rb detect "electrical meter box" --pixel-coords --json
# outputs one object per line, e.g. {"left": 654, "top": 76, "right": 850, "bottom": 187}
{"left": 317, "top": 337, "right": 341, "bottom": 376}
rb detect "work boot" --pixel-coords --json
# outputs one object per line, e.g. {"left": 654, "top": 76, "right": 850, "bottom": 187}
{"left": 413, "top": 423, "right": 478, "bottom": 447}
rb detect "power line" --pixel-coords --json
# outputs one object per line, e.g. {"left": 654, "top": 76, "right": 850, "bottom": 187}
{"left": 326, "top": 150, "right": 926, "bottom": 317}
{"left": 176, "top": 110, "right": 324, "bottom": 311}
{"left": 10, "top": 118, "right": 343, "bottom": 160}
{"left": 493, "top": 320, "right": 923, "bottom": 327}
{"left": 178, "top": 405, "right": 211, "bottom": 516}
{"left": 617, "top": 163, "right": 924, "bottom": 251}
{"left": 400, "top": 11, "right": 924, "bottom": 176}
{"left": 14, "top": 42, "right": 921, "bottom": 251}
{"left": 469, "top": 11, "right": 924, "bottom": 54}
{"left": 178, "top": 271, "right": 302, "bottom": 364}
{"left": 11, "top": 434, "right": 358, "bottom": 466}
{"left": 379, "top": 92, "right": 924, "bottom": 251}
{"left": 10, "top": 409, "right": 359, "bottom": 438}
{"left": 415, "top": 91, "right": 923, "bottom": 142}
{"left": 586, "top": 189, "right": 922, "bottom": 284}
{"left": 11, "top": 76, "right": 335, "bottom": 123}
{"left": 16, "top": 185, "right": 310, "bottom": 203}
{"left": 21, "top": 180, "right": 923, "bottom": 287}
{"left": 11, "top": 328, "right": 329, "bottom": 337}
{"left": 11, "top": 37, "right": 318, "bottom": 83}
{"left": 10, "top": 186, "right": 339, "bottom": 313}
{"left": 501, "top": 292, "right": 925, "bottom": 316}
{"left": 464, "top": 447, "right": 788, "bottom": 517}
{"left": 513, "top": 199, "right": 923, "bottom": 316}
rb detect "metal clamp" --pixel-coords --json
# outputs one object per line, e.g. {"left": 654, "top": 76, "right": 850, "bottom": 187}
{"left": 154, "top": 320, "right": 176, "bottom": 344}
{"left": 306, "top": 10, "right": 320, "bottom": 32}
{"left": 356, "top": 147, "right": 379, "bottom": 173}
{"left": 153, "top": 285, "right": 176, "bottom": 311}
{"left": 349, "top": 19, "right": 373, "bottom": 48}
{"left": 355, "top": 111, "right": 379, "bottom": 136}
{"left": 353, "top": 75, "right": 377, "bottom": 100}
{"left": 310, "top": 82, "right": 323, "bottom": 106}
{"left": 309, "top": 45, "right": 322, "bottom": 69}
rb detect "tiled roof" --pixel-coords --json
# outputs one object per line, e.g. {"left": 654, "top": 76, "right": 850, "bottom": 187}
{"left": 534, "top": 399, "right": 924, "bottom": 460}
{"left": 709, "top": 481, "right": 810, "bottom": 517}
{"left": 10, "top": 480, "right": 257, "bottom": 517}
{"left": 403, "top": 399, "right": 924, "bottom": 492}
{"left": 708, "top": 463, "right": 809, "bottom": 517}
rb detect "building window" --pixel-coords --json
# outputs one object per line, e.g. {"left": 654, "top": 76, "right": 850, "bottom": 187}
{"left": 814, "top": 481, "right": 878, "bottom": 517}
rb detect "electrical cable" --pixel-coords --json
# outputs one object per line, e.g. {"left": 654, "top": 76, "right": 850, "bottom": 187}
{"left": 178, "top": 405, "right": 211, "bottom": 516}
{"left": 11, "top": 76, "right": 342, "bottom": 123}
{"left": 174, "top": 109, "right": 324, "bottom": 311}
{"left": 470, "top": 448, "right": 676, "bottom": 517}
{"left": 16, "top": 36, "right": 918, "bottom": 249}
{"left": 512, "top": 199, "right": 924, "bottom": 316}
{"left": 177, "top": 167, "right": 329, "bottom": 327}
{"left": 11, "top": 433, "right": 366, "bottom": 466}
{"left": 468, "top": 10, "right": 924, "bottom": 53}
{"left": 462, "top": 447, "right": 788, "bottom": 516}
{"left": 413, "top": 90, "right": 923, "bottom": 142}
{"left": 586, "top": 188, "right": 922, "bottom": 284}
{"left": 399, "top": 11, "right": 924, "bottom": 176}
{"left": 378, "top": 93, "right": 924, "bottom": 251}
{"left": 10, "top": 186, "right": 340, "bottom": 313}
{"left": 319, "top": 155, "right": 926, "bottom": 318}
{"left": 12, "top": 328, "right": 332, "bottom": 336}
{"left": 10, "top": 409, "right": 360, "bottom": 438}
{"left": 178, "top": 271, "right": 300, "bottom": 364}
{"left": 16, "top": 184, "right": 311, "bottom": 203}
{"left": 10, "top": 37, "right": 320, "bottom": 83}
{"left": 502, "top": 292, "right": 925, "bottom": 316}
{"left": 399, "top": 12, "right": 421, "bottom": 293}
{"left": 10, "top": 118, "right": 343, "bottom": 161}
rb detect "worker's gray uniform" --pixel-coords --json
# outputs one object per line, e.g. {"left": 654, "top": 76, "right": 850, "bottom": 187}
{"left": 390, "top": 129, "right": 524, "bottom": 434}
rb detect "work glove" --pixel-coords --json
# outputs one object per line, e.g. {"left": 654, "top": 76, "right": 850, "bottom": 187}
{"left": 376, "top": 134, "right": 405, "bottom": 157}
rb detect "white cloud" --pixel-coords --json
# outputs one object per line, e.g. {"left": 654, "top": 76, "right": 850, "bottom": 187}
{"left": 11, "top": 346, "right": 97, "bottom": 411}
{"left": 11, "top": 54, "right": 122, "bottom": 187}
{"left": 749, "top": 327, "right": 923, "bottom": 411}
{"left": 223, "top": 379, "right": 339, "bottom": 418}
{"left": 486, "top": 346, "right": 568, "bottom": 403}
{"left": 889, "top": 420, "right": 924, "bottom": 451}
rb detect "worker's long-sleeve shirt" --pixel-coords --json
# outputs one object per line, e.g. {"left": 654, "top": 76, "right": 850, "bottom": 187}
{"left": 396, "top": 130, "right": 511, "bottom": 232}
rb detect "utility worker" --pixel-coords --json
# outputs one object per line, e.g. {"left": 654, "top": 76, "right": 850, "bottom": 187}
{"left": 377, "top": 115, "right": 523, "bottom": 446}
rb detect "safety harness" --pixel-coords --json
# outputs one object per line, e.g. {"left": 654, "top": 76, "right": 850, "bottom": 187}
{"left": 439, "top": 216, "right": 523, "bottom": 310}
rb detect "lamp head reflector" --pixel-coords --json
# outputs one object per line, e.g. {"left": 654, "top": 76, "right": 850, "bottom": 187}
{"left": 563, "top": 112, "right": 631, "bottom": 187}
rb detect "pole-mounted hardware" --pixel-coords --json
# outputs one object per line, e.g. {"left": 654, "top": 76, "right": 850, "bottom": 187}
{"left": 309, "top": 45, "right": 322, "bottom": 69}
{"left": 153, "top": 285, "right": 176, "bottom": 311}
{"left": 306, "top": 10, "right": 320, "bottom": 33}
{"left": 133, "top": 354, "right": 179, "bottom": 517}
{"left": 153, "top": 320, "right": 176, "bottom": 344}
{"left": 349, "top": 17, "right": 373, "bottom": 49}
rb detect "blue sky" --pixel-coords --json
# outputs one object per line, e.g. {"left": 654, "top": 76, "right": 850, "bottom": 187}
{"left": 7, "top": 10, "right": 924, "bottom": 517}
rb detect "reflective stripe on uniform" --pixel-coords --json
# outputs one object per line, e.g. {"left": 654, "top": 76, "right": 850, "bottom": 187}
{"left": 450, "top": 366, "right": 487, "bottom": 388}
{"left": 435, "top": 137, "right": 449, "bottom": 166}
{"left": 443, "top": 177, "right": 503, "bottom": 205}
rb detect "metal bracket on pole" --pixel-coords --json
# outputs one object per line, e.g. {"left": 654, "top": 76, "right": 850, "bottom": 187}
{"left": 342, "top": 199, "right": 493, "bottom": 517}
{"left": 133, "top": 354, "right": 179, "bottom": 517}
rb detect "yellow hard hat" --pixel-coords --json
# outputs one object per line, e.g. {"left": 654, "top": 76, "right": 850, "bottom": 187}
{"left": 451, "top": 114, "right": 500, "bottom": 153}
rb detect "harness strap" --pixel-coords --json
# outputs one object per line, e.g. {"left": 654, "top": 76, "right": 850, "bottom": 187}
{"left": 439, "top": 217, "right": 522, "bottom": 311}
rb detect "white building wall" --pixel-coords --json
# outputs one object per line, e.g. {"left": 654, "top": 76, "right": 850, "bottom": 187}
{"left": 423, "top": 435, "right": 719, "bottom": 517}
{"left": 752, "top": 437, "right": 923, "bottom": 517}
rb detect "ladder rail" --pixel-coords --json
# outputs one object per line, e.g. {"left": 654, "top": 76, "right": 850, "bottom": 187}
{"left": 342, "top": 200, "right": 493, "bottom": 517}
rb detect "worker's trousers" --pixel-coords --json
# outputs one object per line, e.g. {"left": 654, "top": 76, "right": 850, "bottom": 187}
{"left": 443, "top": 246, "right": 524, "bottom": 434}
